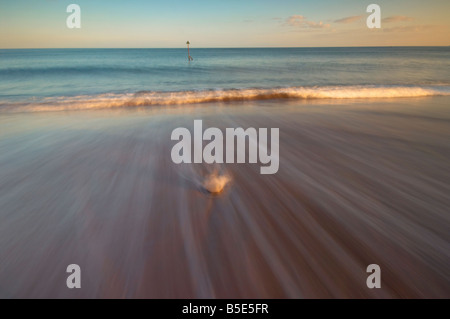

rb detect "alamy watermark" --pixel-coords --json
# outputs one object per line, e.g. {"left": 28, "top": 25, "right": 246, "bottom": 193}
{"left": 66, "top": 264, "right": 81, "bottom": 289}
{"left": 366, "top": 4, "right": 381, "bottom": 29}
{"left": 66, "top": 4, "right": 81, "bottom": 29}
{"left": 366, "top": 264, "right": 381, "bottom": 289}
{"left": 65, "top": 263, "right": 381, "bottom": 290}
{"left": 65, "top": 4, "right": 382, "bottom": 30}
{"left": 171, "top": 120, "right": 279, "bottom": 175}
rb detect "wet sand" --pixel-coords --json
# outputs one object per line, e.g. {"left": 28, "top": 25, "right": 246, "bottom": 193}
{"left": 0, "top": 97, "right": 449, "bottom": 298}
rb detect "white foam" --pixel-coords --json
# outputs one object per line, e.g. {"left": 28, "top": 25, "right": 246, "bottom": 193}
{"left": 2, "top": 85, "right": 449, "bottom": 113}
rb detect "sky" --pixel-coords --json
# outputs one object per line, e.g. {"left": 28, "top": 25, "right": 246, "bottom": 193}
{"left": 0, "top": 0, "right": 449, "bottom": 48}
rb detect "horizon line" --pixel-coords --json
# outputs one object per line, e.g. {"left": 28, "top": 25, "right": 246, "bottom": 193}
{"left": 1, "top": 45, "right": 449, "bottom": 50}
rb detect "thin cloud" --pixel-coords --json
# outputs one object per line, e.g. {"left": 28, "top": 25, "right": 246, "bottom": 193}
{"left": 383, "top": 25, "right": 437, "bottom": 32}
{"left": 382, "top": 16, "right": 415, "bottom": 23}
{"left": 334, "top": 15, "right": 364, "bottom": 24}
{"left": 286, "top": 15, "right": 330, "bottom": 29}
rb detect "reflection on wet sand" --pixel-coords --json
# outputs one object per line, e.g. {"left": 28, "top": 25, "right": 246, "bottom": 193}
{"left": 0, "top": 97, "right": 449, "bottom": 298}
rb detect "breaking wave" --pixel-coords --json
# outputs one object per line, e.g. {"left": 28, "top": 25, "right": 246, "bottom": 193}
{"left": 1, "top": 85, "right": 449, "bottom": 112}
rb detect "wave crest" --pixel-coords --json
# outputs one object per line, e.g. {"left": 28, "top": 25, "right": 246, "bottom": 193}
{"left": 2, "top": 85, "right": 449, "bottom": 112}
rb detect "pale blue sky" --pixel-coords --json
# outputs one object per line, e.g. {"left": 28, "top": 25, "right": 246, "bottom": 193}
{"left": 0, "top": 0, "right": 449, "bottom": 48}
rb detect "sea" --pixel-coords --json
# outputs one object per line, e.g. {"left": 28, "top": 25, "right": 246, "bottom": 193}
{"left": 0, "top": 47, "right": 449, "bottom": 112}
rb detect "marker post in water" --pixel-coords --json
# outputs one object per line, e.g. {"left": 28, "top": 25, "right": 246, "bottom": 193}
{"left": 186, "top": 41, "right": 193, "bottom": 62}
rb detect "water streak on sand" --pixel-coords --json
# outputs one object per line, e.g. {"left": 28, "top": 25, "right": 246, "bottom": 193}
{"left": 0, "top": 99, "right": 449, "bottom": 298}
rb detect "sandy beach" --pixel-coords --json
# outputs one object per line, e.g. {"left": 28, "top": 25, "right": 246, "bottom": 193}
{"left": 0, "top": 97, "right": 449, "bottom": 298}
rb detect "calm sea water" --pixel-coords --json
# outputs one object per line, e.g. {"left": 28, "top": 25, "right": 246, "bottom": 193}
{"left": 0, "top": 47, "right": 449, "bottom": 111}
